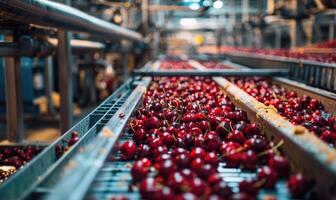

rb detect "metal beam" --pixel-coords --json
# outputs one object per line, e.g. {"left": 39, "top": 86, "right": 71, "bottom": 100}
{"left": 133, "top": 69, "right": 289, "bottom": 77}
{"left": 57, "top": 30, "right": 73, "bottom": 134}
{"left": 0, "top": 0, "right": 143, "bottom": 42}
{"left": 4, "top": 35, "right": 24, "bottom": 142}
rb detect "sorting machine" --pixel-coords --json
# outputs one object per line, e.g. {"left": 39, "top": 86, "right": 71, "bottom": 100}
{"left": 0, "top": 56, "right": 336, "bottom": 200}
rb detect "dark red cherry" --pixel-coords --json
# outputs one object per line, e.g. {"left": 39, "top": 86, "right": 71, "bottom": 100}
{"left": 258, "top": 166, "right": 278, "bottom": 188}
{"left": 120, "top": 140, "right": 136, "bottom": 160}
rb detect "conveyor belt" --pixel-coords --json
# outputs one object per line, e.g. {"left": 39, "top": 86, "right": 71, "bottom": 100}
{"left": 5, "top": 59, "right": 336, "bottom": 199}
{"left": 223, "top": 51, "right": 336, "bottom": 93}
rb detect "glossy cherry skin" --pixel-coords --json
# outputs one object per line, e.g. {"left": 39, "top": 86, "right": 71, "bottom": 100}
{"left": 120, "top": 140, "right": 137, "bottom": 160}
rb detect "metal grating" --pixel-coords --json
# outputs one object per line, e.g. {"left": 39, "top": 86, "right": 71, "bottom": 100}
{"left": 224, "top": 53, "right": 336, "bottom": 93}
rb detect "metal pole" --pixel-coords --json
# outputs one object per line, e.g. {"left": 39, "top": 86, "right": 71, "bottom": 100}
{"left": 45, "top": 56, "right": 56, "bottom": 114}
{"left": 0, "top": 0, "right": 143, "bottom": 42}
{"left": 4, "top": 35, "right": 24, "bottom": 142}
{"left": 57, "top": 30, "right": 73, "bottom": 133}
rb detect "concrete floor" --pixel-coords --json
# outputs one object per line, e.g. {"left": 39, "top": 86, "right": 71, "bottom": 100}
{"left": 0, "top": 106, "right": 95, "bottom": 144}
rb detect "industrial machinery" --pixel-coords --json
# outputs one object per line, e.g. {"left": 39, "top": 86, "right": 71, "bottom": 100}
{"left": 0, "top": 0, "right": 336, "bottom": 200}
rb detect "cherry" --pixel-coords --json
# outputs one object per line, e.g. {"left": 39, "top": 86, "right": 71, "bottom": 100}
{"left": 320, "top": 130, "right": 336, "bottom": 143}
{"left": 207, "top": 173, "right": 222, "bottom": 186}
{"left": 145, "top": 116, "right": 161, "bottom": 130}
{"left": 244, "top": 123, "right": 261, "bottom": 138}
{"left": 161, "top": 132, "right": 175, "bottom": 146}
{"left": 241, "top": 150, "right": 257, "bottom": 170}
{"left": 244, "top": 136, "right": 267, "bottom": 152}
{"left": 212, "top": 181, "right": 233, "bottom": 198}
{"left": 193, "top": 135, "right": 205, "bottom": 148}
{"left": 120, "top": 140, "right": 137, "bottom": 160}
{"left": 258, "top": 166, "right": 278, "bottom": 188}
{"left": 139, "top": 177, "right": 161, "bottom": 199}
{"left": 174, "top": 152, "right": 190, "bottom": 168}
{"left": 149, "top": 138, "right": 163, "bottom": 149}
{"left": 131, "top": 158, "right": 151, "bottom": 182}
{"left": 189, "top": 177, "right": 211, "bottom": 197}
{"left": 224, "top": 152, "right": 242, "bottom": 168}
{"left": 267, "top": 155, "right": 289, "bottom": 177}
{"left": 152, "top": 145, "right": 168, "bottom": 158}
{"left": 137, "top": 144, "right": 151, "bottom": 158}
{"left": 215, "top": 121, "right": 231, "bottom": 138}
{"left": 167, "top": 172, "right": 187, "bottom": 193}
{"left": 204, "top": 131, "right": 221, "bottom": 151}
{"left": 157, "top": 159, "right": 176, "bottom": 178}
{"left": 287, "top": 173, "right": 314, "bottom": 198}
{"left": 133, "top": 129, "right": 147, "bottom": 143}
{"left": 239, "top": 179, "right": 259, "bottom": 197}
{"left": 190, "top": 147, "right": 206, "bottom": 160}
{"left": 68, "top": 131, "right": 79, "bottom": 146}
{"left": 204, "top": 152, "right": 219, "bottom": 168}
{"left": 226, "top": 130, "right": 246, "bottom": 144}
{"left": 191, "top": 158, "right": 204, "bottom": 173}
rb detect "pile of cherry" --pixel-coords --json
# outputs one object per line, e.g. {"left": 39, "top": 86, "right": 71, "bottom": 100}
{"left": 220, "top": 47, "right": 336, "bottom": 64}
{"left": 160, "top": 60, "right": 192, "bottom": 70}
{"left": 0, "top": 146, "right": 42, "bottom": 181}
{"left": 199, "top": 61, "right": 233, "bottom": 69}
{"left": 119, "top": 76, "right": 313, "bottom": 199}
{"left": 231, "top": 77, "right": 336, "bottom": 148}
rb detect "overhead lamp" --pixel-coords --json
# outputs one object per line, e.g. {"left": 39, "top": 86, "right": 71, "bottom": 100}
{"left": 189, "top": 3, "right": 200, "bottom": 10}
{"left": 202, "top": 0, "right": 212, "bottom": 7}
{"left": 213, "top": 0, "right": 223, "bottom": 9}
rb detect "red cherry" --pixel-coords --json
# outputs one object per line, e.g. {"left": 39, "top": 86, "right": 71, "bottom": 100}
{"left": 190, "top": 147, "right": 206, "bottom": 160}
{"left": 241, "top": 150, "right": 257, "bottom": 170}
{"left": 258, "top": 166, "right": 278, "bottom": 188}
{"left": 131, "top": 158, "right": 151, "bottom": 182}
{"left": 239, "top": 179, "right": 259, "bottom": 197}
{"left": 204, "top": 152, "right": 219, "bottom": 168}
{"left": 204, "top": 131, "right": 221, "bottom": 151}
{"left": 226, "top": 130, "right": 246, "bottom": 144}
{"left": 287, "top": 173, "right": 314, "bottom": 198}
{"left": 267, "top": 155, "right": 289, "bottom": 177}
{"left": 212, "top": 181, "right": 233, "bottom": 198}
{"left": 145, "top": 116, "right": 161, "bottom": 130}
{"left": 133, "top": 129, "right": 147, "bottom": 143}
{"left": 120, "top": 140, "right": 136, "bottom": 160}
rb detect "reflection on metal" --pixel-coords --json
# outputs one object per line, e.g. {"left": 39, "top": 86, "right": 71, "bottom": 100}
{"left": 48, "top": 38, "right": 106, "bottom": 53}
{"left": 57, "top": 30, "right": 74, "bottom": 133}
{"left": 4, "top": 35, "right": 24, "bottom": 143}
{"left": 0, "top": 0, "right": 143, "bottom": 42}
{"left": 44, "top": 56, "right": 56, "bottom": 115}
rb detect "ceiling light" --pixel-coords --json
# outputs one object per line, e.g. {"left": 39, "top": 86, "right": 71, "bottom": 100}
{"left": 213, "top": 0, "right": 223, "bottom": 9}
{"left": 180, "top": 18, "right": 198, "bottom": 26}
{"left": 202, "top": 0, "right": 212, "bottom": 6}
{"left": 189, "top": 3, "right": 200, "bottom": 10}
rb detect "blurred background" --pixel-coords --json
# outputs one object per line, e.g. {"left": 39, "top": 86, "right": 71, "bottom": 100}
{"left": 0, "top": 0, "right": 335, "bottom": 143}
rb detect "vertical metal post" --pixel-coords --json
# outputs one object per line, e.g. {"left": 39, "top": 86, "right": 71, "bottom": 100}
{"left": 329, "top": 20, "right": 334, "bottom": 41}
{"left": 57, "top": 30, "right": 73, "bottom": 133}
{"left": 142, "top": 0, "right": 149, "bottom": 34}
{"left": 44, "top": 56, "right": 56, "bottom": 114}
{"left": 242, "top": 0, "right": 249, "bottom": 22}
{"left": 4, "top": 35, "right": 24, "bottom": 142}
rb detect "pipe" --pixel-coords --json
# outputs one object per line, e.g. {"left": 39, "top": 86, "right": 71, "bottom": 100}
{"left": 48, "top": 38, "right": 106, "bottom": 53}
{"left": 0, "top": 37, "right": 53, "bottom": 57}
{"left": 0, "top": 37, "right": 106, "bottom": 57}
{"left": 0, "top": 0, "right": 143, "bottom": 42}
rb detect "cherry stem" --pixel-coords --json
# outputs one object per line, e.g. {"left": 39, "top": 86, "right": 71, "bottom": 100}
{"left": 257, "top": 139, "right": 284, "bottom": 157}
